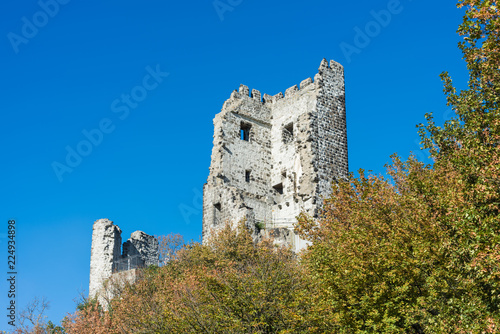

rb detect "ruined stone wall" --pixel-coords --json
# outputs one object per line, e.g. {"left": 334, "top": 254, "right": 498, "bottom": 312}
{"left": 203, "top": 59, "right": 348, "bottom": 252}
{"left": 269, "top": 75, "right": 320, "bottom": 225}
{"left": 123, "top": 231, "right": 160, "bottom": 267}
{"left": 313, "top": 59, "right": 348, "bottom": 203}
{"left": 89, "top": 219, "right": 159, "bottom": 304}
{"left": 203, "top": 85, "right": 274, "bottom": 239}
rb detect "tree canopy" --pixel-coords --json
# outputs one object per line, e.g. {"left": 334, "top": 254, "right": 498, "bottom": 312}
{"left": 297, "top": 1, "right": 500, "bottom": 332}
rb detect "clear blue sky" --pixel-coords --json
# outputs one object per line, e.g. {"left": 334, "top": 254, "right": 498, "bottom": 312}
{"left": 0, "top": 0, "right": 468, "bottom": 329}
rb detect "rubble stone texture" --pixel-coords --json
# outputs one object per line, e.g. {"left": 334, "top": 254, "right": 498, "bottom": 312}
{"left": 123, "top": 231, "right": 160, "bottom": 267}
{"left": 89, "top": 219, "right": 159, "bottom": 302}
{"left": 203, "top": 59, "right": 348, "bottom": 252}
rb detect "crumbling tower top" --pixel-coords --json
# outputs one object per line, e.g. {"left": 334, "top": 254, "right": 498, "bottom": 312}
{"left": 203, "top": 59, "right": 348, "bottom": 251}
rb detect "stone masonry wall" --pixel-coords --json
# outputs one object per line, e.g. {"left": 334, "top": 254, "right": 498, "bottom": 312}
{"left": 123, "top": 231, "right": 160, "bottom": 267}
{"left": 203, "top": 59, "right": 348, "bottom": 252}
{"left": 89, "top": 219, "right": 159, "bottom": 302}
{"left": 313, "top": 59, "right": 348, "bottom": 203}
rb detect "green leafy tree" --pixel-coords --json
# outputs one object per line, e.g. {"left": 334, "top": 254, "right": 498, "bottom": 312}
{"left": 297, "top": 1, "right": 500, "bottom": 332}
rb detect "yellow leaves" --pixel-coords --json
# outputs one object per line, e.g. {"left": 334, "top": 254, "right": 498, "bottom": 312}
{"left": 65, "top": 222, "right": 314, "bottom": 333}
{"left": 299, "top": 131, "right": 500, "bottom": 332}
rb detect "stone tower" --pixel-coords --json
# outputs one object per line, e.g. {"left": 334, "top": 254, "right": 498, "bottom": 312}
{"left": 203, "top": 59, "right": 348, "bottom": 252}
{"left": 89, "top": 219, "right": 122, "bottom": 298}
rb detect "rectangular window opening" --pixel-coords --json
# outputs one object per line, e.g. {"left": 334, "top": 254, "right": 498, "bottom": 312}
{"left": 245, "top": 170, "right": 251, "bottom": 182}
{"left": 240, "top": 122, "right": 251, "bottom": 141}
{"left": 282, "top": 122, "right": 294, "bottom": 144}
{"left": 214, "top": 203, "right": 221, "bottom": 226}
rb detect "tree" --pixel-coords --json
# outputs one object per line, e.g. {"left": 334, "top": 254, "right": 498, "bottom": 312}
{"left": 297, "top": 1, "right": 500, "bottom": 332}
{"left": 157, "top": 233, "right": 185, "bottom": 265}
{"left": 14, "top": 297, "right": 65, "bottom": 334}
{"left": 63, "top": 224, "right": 312, "bottom": 333}
{"left": 62, "top": 301, "right": 114, "bottom": 334}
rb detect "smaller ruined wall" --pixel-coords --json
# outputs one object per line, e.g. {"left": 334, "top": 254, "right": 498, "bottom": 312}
{"left": 123, "top": 231, "right": 159, "bottom": 267}
{"left": 89, "top": 219, "right": 159, "bottom": 302}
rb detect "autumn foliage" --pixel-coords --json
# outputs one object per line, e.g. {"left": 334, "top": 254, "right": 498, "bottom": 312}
{"left": 296, "top": 0, "right": 500, "bottom": 332}
{"left": 64, "top": 226, "right": 312, "bottom": 333}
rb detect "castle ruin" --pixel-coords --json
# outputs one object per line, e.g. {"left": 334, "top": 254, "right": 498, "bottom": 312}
{"left": 203, "top": 59, "right": 348, "bottom": 252}
{"left": 88, "top": 58, "right": 348, "bottom": 301}
{"left": 89, "top": 219, "right": 159, "bottom": 303}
